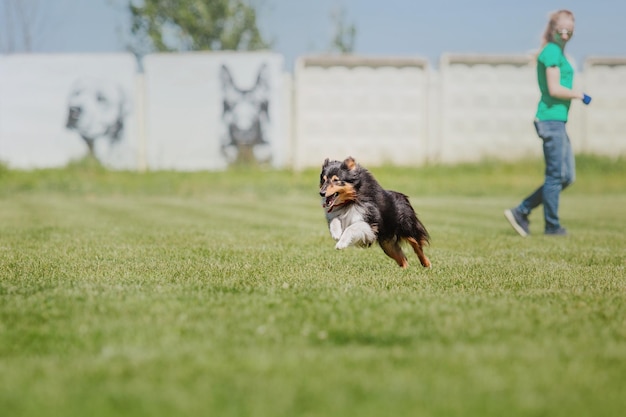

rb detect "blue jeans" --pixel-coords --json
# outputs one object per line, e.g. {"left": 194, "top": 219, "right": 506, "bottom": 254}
{"left": 517, "top": 120, "right": 575, "bottom": 232}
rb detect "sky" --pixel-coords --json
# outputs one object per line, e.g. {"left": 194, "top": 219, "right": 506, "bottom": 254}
{"left": 1, "top": 0, "right": 625, "bottom": 70}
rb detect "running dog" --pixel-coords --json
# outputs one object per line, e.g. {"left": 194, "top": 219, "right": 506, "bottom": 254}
{"left": 319, "top": 157, "right": 431, "bottom": 268}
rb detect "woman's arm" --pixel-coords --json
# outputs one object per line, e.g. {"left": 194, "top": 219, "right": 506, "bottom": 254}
{"left": 546, "top": 66, "right": 584, "bottom": 100}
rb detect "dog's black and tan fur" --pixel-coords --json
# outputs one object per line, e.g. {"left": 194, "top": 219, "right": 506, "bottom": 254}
{"left": 319, "top": 157, "right": 431, "bottom": 269}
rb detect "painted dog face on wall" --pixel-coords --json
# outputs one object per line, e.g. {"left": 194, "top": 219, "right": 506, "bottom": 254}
{"left": 220, "top": 63, "right": 271, "bottom": 164}
{"left": 65, "top": 77, "right": 129, "bottom": 156}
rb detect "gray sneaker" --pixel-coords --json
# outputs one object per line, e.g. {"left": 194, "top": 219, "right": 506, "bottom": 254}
{"left": 545, "top": 227, "right": 567, "bottom": 236}
{"left": 504, "top": 208, "right": 530, "bottom": 237}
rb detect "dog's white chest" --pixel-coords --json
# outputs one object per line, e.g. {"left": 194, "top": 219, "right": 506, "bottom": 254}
{"left": 325, "top": 204, "right": 365, "bottom": 229}
{"left": 325, "top": 204, "right": 376, "bottom": 249}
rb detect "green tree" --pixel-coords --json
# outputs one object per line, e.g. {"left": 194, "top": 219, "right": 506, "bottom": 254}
{"left": 128, "top": 0, "right": 270, "bottom": 54}
{"left": 329, "top": 6, "right": 356, "bottom": 54}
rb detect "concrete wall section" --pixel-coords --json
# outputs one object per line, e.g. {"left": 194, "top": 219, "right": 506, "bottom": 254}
{"left": 0, "top": 53, "right": 139, "bottom": 169}
{"left": 0, "top": 52, "right": 624, "bottom": 171}
{"left": 293, "top": 55, "right": 430, "bottom": 170}
{"left": 142, "top": 52, "right": 285, "bottom": 171}
{"left": 437, "top": 54, "right": 540, "bottom": 163}
{"left": 581, "top": 57, "right": 626, "bottom": 156}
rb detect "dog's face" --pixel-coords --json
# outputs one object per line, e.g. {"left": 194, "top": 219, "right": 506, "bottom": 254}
{"left": 319, "top": 157, "right": 359, "bottom": 211}
{"left": 65, "top": 77, "right": 128, "bottom": 145}
{"left": 221, "top": 64, "right": 269, "bottom": 146}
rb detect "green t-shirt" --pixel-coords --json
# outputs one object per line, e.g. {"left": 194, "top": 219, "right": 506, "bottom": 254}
{"left": 535, "top": 42, "right": 574, "bottom": 121}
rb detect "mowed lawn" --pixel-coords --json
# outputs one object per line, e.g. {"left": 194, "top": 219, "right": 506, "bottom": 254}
{"left": 0, "top": 157, "right": 624, "bottom": 417}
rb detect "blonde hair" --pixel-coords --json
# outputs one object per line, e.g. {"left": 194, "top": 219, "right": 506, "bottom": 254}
{"left": 541, "top": 9, "right": 575, "bottom": 47}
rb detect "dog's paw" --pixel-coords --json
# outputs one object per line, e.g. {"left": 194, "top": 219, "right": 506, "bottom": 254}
{"left": 335, "top": 240, "right": 349, "bottom": 250}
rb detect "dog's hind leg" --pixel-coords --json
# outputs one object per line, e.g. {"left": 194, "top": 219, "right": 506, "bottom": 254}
{"left": 379, "top": 240, "right": 409, "bottom": 268}
{"left": 407, "top": 237, "right": 431, "bottom": 268}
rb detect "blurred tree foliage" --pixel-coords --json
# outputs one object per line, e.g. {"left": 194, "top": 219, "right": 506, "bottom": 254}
{"left": 329, "top": 6, "right": 356, "bottom": 54}
{"left": 128, "top": 0, "right": 270, "bottom": 54}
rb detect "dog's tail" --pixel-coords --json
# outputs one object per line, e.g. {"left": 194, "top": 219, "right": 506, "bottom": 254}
{"left": 393, "top": 191, "right": 431, "bottom": 268}
{"left": 412, "top": 215, "right": 430, "bottom": 246}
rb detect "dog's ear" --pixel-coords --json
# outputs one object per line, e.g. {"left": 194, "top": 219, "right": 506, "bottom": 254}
{"left": 220, "top": 65, "right": 235, "bottom": 90}
{"left": 117, "top": 86, "right": 131, "bottom": 117}
{"left": 322, "top": 158, "right": 330, "bottom": 169}
{"left": 107, "top": 87, "right": 129, "bottom": 142}
{"left": 342, "top": 156, "right": 357, "bottom": 171}
{"left": 220, "top": 65, "right": 239, "bottom": 111}
{"left": 250, "top": 63, "right": 270, "bottom": 118}
{"left": 253, "top": 63, "right": 269, "bottom": 95}
{"left": 107, "top": 118, "right": 124, "bottom": 142}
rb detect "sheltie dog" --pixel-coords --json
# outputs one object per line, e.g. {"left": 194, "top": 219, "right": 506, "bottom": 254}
{"left": 319, "top": 157, "right": 431, "bottom": 269}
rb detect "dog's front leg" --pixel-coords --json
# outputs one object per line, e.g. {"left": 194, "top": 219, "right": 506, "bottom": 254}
{"left": 336, "top": 222, "right": 376, "bottom": 250}
{"left": 329, "top": 217, "right": 343, "bottom": 241}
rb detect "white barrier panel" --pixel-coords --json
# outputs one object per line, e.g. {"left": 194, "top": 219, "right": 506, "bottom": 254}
{"left": 0, "top": 54, "right": 139, "bottom": 169}
{"left": 293, "top": 55, "right": 430, "bottom": 170}
{"left": 582, "top": 57, "right": 626, "bottom": 156}
{"left": 438, "top": 54, "right": 540, "bottom": 163}
{"left": 1, "top": 52, "right": 625, "bottom": 171}
{"left": 142, "top": 51, "right": 285, "bottom": 170}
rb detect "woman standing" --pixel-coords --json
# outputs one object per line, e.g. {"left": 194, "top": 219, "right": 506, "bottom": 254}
{"left": 505, "top": 9, "right": 591, "bottom": 237}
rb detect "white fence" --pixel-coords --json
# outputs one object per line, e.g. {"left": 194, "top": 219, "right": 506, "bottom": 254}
{"left": 580, "top": 57, "right": 626, "bottom": 155}
{"left": 0, "top": 54, "right": 140, "bottom": 169}
{"left": 291, "top": 54, "right": 626, "bottom": 169}
{"left": 437, "top": 54, "right": 539, "bottom": 164}
{"left": 0, "top": 52, "right": 624, "bottom": 170}
{"left": 293, "top": 56, "right": 430, "bottom": 169}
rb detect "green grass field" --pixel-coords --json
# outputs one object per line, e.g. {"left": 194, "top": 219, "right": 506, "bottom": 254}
{"left": 1, "top": 156, "right": 625, "bottom": 417}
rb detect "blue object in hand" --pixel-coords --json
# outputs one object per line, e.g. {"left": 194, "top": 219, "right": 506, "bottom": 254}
{"left": 582, "top": 94, "right": 592, "bottom": 105}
